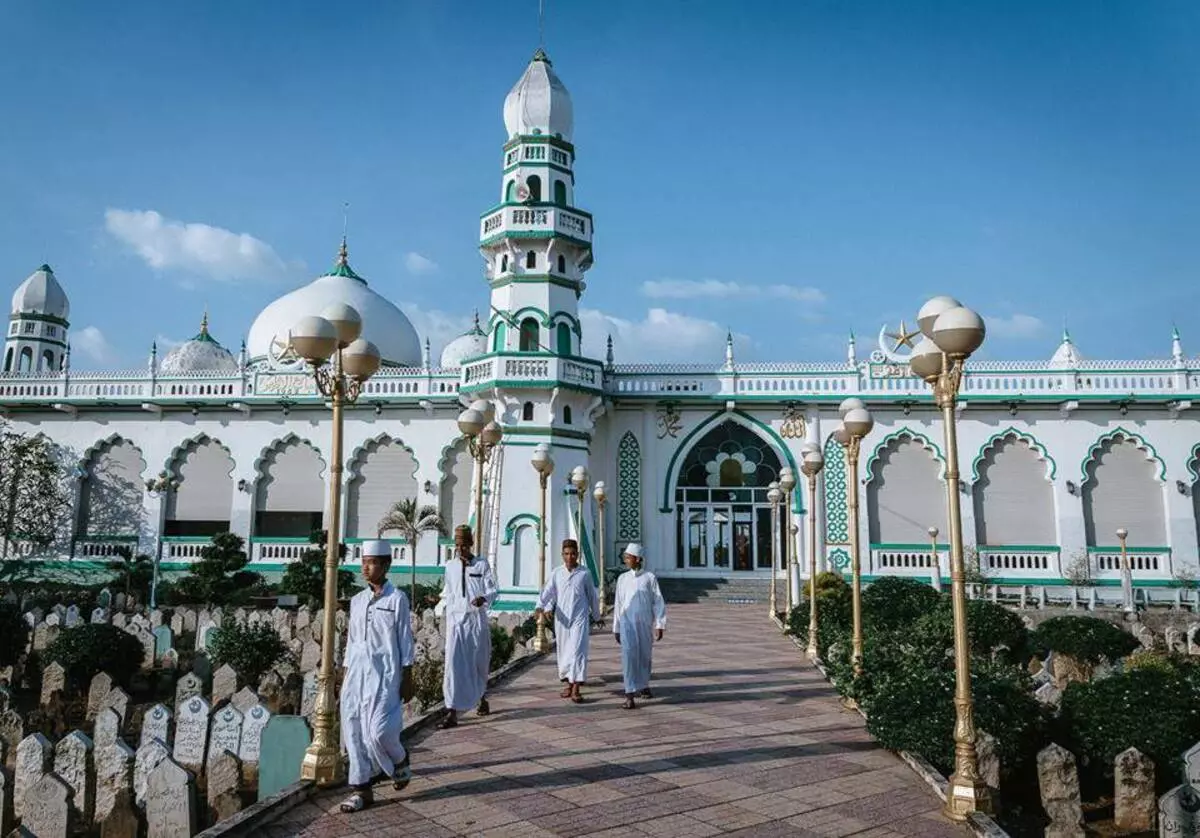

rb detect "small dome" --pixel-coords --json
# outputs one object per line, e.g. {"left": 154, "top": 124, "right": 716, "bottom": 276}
{"left": 247, "top": 241, "right": 422, "bottom": 368}
{"left": 159, "top": 313, "right": 238, "bottom": 376}
{"left": 12, "top": 264, "right": 70, "bottom": 321}
{"left": 503, "top": 48, "right": 574, "bottom": 141}
{"left": 440, "top": 312, "right": 488, "bottom": 369}
{"left": 1049, "top": 330, "right": 1084, "bottom": 369}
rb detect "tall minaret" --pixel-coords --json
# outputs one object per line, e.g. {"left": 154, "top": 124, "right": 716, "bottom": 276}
{"left": 479, "top": 48, "right": 594, "bottom": 358}
{"left": 4, "top": 265, "right": 70, "bottom": 374}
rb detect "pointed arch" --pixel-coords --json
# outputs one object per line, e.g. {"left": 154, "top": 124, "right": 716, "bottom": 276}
{"left": 864, "top": 427, "right": 944, "bottom": 485}
{"left": 438, "top": 436, "right": 474, "bottom": 532}
{"left": 1080, "top": 427, "right": 1165, "bottom": 486}
{"left": 252, "top": 433, "right": 325, "bottom": 479}
{"left": 865, "top": 428, "right": 947, "bottom": 544}
{"left": 78, "top": 436, "right": 147, "bottom": 537}
{"left": 971, "top": 428, "right": 1055, "bottom": 483}
{"left": 254, "top": 436, "right": 327, "bottom": 539}
{"left": 972, "top": 430, "right": 1056, "bottom": 546}
{"left": 164, "top": 435, "right": 235, "bottom": 537}
{"left": 164, "top": 433, "right": 234, "bottom": 478}
{"left": 346, "top": 435, "right": 421, "bottom": 539}
{"left": 1188, "top": 442, "right": 1200, "bottom": 484}
{"left": 616, "top": 431, "right": 642, "bottom": 542}
{"left": 659, "top": 408, "right": 799, "bottom": 513}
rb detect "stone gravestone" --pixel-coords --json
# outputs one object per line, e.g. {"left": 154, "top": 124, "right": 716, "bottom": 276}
{"left": 239, "top": 703, "right": 272, "bottom": 768}
{"left": 161, "top": 649, "right": 179, "bottom": 671}
{"left": 127, "top": 626, "right": 155, "bottom": 672}
{"left": 149, "top": 609, "right": 164, "bottom": 628}
{"left": 300, "top": 671, "right": 319, "bottom": 720}
{"left": 300, "top": 639, "right": 321, "bottom": 673}
{"left": 14, "top": 732, "right": 53, "bottom": 820}
{"left": 86, "top": 672, "right": 114, "bottom": 721}
{"left": 180, "top": 608, "right": 197, "bottom": 634}
{"left": 103, "top": 687, "right": 131, "bottom": 728}
{"left": 93, "top": 708, "right": 121, "bottom": 752}
{"left": 208, "top": 706, "right": 243, "bottom": 768}
{"left": 169, "top": 612, "right": 184, "bottom": 637}
{"left": 196, "top": 620, "right": 217, "bottom": 652}
{"left": 0, "top": 758, "right": 8, "bottom": 838}
{"left": 1160, "top": 783, "right": 1200, "bottom": 837}
{"left": 231, "top": 686, "right": 259, "bottom": 714}
{"left": 1184, "top": 741, "right": 1200, "bottom": 788}
{"left": 54, "top": 730, "right": 95, "bottom": 824}
{"left": 207, "top": 749, "right": 244, "bottom": 823}
{"left": 94, "top": 739, "right": 134, "bottom": 824}
{"left": 975, "top": 730, "right": 1001, "bottom": 794}
{"left": 1037, "top": 743, "right": 1085, "bottom": 838}
{"left": 174, "top": 672, "right": 203, "bottom": 715}
{"left": 39, "top": 661, "right": 66, "bottom": 706}
{"left": 99, "top": 788, "right": 139, "bottom": 838}
{"left": 64, "top": 605, "right": 81, "bottom": 628}
{"left": 173, "top": 696, "right": 210, "bottom": 772}
{"left": 152, "top": 625, "right": 173, "bottom": 663}
{"left": 0, "top": 709, "right": 25, "bottom": 757}
{"left": 140, "top": 704, "right": 172, "bottom": 750}
{"left": 91, "top": 607, "right": 108, "bottom": 625}
{"left": 111, "top": 612, "right": 127, "bottom": 630}
{"left": 1113, "top": 746, "right": 1155, "bottom": 833}
{"left": 257, "top": 716, "right": 313, "bottom": 801}
{"left": 133, "top": 739, "right": 169, "bottom": 805}
{"left": 21, "top": 772, "right": 72, "bottom": 838}
{"left": 145, "top": 756, "right": 196, "bottom": 837}
{"left": 212, "top": 664, "right": 238, "bottom": 708}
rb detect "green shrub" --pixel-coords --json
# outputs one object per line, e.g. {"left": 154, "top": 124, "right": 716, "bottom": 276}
{"left": 172, "top": 533, "right": 263, "bottom": 606}
{"left": 207, "top": 621, "right": 290, "bottom": 687}
{"left": 490, "top": 624, "right": 516, "bottom": 670}
{"left": 406, "top": 581, "right": 443, "bottom": 615}
{"left": 910, "top": 599, "right": 1031, "bottom": 667}
{"left": 44, "top": 624, "right": 144, "bottom": 688}
{"left": 786, "top": 571, "right": 852, "bottom": 653}
{"left": 278, "top": 530, "right": 356, "bottom": 608}
{"left": 1060, "top": 666, "right": 1200, "bottom": 792}
{"left": 0, "top": 604, "right": 30, "bottom": 668}
{"left": 1030, "top": 615, "right": 1139, "bottom": 665}
{"left": 412, "top": 656, "right": 444, "bottom": 711}
{"left": 862, "top": 576, "right": 944, "bottom": 632}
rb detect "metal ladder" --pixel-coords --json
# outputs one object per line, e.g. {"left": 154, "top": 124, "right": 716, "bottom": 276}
{"left": 483, "top": 442, "right": 505, "bottom": 579}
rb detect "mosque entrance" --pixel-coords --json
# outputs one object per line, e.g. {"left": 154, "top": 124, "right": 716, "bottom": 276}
{"left": 673, "top": 420, "right": 785, "bottom": 574}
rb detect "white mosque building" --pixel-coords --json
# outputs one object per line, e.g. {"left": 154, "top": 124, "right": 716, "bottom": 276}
{"left": 3, "top": 48, "right": 1200, "bottom": 609}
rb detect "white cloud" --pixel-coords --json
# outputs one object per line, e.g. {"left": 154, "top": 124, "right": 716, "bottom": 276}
{"left": 154, "top": 334, "right": 183, "bottom": 351}
{"left": 404, "top": 252, "right": 438, "bottom": 275}
{"left": 641, "top": 279, "right": 826, "bottom": 305}
{"left": 986, "top": 313, "right": 1045, "bottom": 339}
{"left": 104, "top": 209, "right": 291, "bottom": 282}
{"left": 398, "top": 302, "right": 474, "bottom": 360}
{"left": 580, "top": 307, "right": 749, "bottom": 364}
{"left": 73, "top": 326, "right": 118, "bottom": 366}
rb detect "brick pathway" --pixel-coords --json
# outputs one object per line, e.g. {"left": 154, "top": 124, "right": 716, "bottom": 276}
{"left": 266, "top": 604, "right": 968, "bottom": 837}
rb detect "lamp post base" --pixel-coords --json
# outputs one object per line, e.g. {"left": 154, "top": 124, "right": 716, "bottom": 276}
{"left": 532, "top": 613, "right": 552, "bottom": 654}
{"left": 300, "top": 743, "right": 345, "bottom": 787}
{"left": 805, "top": 633, "right": 818, "bottom": 660}
{"left": 943, "top": 774, "right": 993, "bottom": 821}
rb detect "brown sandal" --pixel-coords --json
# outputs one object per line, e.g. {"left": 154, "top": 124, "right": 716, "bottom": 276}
{"left": 571, "top": 694, "right": 583, "bottom": 704}
{"left": 560, "top": 685, "right": 574, "bottom": 698}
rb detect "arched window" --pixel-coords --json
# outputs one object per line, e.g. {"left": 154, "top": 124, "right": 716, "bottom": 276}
{"left": 525, "top": 251, "right": 536, "bottom": 270}
{"left": 500, "top": 254, "right": 508, "bottom": 273}
{"left": 3, "top": 347, "right": 12, "bottom": 372}
{"left": 563, "top": 406, "right": 573, "bottom": 425}
{"left": 527, "top": 175, "right": 542, "bottom": 202}
{"left": 18, "top": 347, "right": 32, "bottom": 372}
{"left": 492, "top": 322, "right": 506, "bottom": 352}
{"left": 522, "top": 402, "right": 534, "bottom": 421}
{"left": 41, "top": 350, "right": 54, "bottom": 371}
{"left": 505, "top": 180, "right": 516, "bottom": 201}
{"left": 553, "top": 180, "right": 567, "bottom": 206}
{"left": 556, "top": 254, "right": 566, "bottom": 273}
{"left": 519, "top": 318, "right": 539, "bottom": 351}
{"left": 867, "top": 435, "right": 946, "bottom": 543}
{"left": 556, "top": 323, "right": 571, "bottom": 355}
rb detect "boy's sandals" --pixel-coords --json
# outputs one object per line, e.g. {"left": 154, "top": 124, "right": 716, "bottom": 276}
{"left": 392, "top": 763, "right": 413, "bottom": 791}
{"left": 339, "top": 791, "right": 371, "bottom": 813}
{"left": 560, "top": 684, "right": 574, "bottom": 698}
{"left": 476, "top": 698, "right": 490, "bottom": 716}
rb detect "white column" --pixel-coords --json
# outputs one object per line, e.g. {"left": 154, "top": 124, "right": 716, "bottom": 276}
{"left": 140, "top": 492, "right": 164, "bottom": 560}
{"left": 229, "top": 477, "right": 255, "bottom": 545}
{"left": 1054, "top": 482, "right": 1087, "bottom": 576}
{"left": 1165, "top": 483, "right": 1198, "bottom": 576}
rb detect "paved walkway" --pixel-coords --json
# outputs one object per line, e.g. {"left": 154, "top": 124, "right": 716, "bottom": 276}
{"left": 266, "top": 605, "right": 968, "bottom": 838}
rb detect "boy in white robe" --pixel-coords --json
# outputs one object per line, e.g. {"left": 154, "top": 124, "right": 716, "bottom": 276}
{"left": 613, "top": 543, "right": 667, "bottom": 710}
{"left": 534, "top": 539, "right": 600, "bottom": 703}
{"left": 338, "top": 539, "right": 415, "bottom": 813}
{"left": 440, "top": 525, "right": 498, "bottom": 728}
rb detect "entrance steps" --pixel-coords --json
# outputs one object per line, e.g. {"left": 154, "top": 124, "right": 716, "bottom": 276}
{"left": 657, "top": 577, "right": 773, "bottom": 605}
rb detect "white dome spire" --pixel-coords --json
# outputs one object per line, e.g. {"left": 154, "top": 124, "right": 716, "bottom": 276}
{"left": 1049, "top": 328, "right": 1083, "bottom": 369}
{"left": 12, "top": 264, "right": 69, "bottom": 321}
{"left": 503, "top": 48, "right": 574, "bottom": 141}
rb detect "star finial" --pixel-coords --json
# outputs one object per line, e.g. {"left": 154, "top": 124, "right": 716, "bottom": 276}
{"left": 885, "top": 320, "right": 919, "bottom": 350}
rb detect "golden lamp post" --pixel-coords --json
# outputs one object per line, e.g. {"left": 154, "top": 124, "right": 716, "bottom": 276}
{"left": 832, "top": 397, "right": 874, "bottom": 677}
{"left": 767, "top": 481, "right": 783, "bottom": 617}
{"left": 928, "top": 526, "right": 943, "bottom": 593}
{"left": 908, "top": 294, "right": 993, "bottom": 820}
{"left": 457, "top": 400, "right": 503, "bottom": 553}
{"left": 778, "top": 467, "right": 798, "bottom": 613}
{"left": 1116, "top": 527, "right": 1134, "bottom": 613}
{"left": 570, "top": 465, "right": 589, "bottom": 542}
{"left": 593, "top": 481, "right": 609, "bottom": 614}
{"left": 293, "top": 303, "right": 381, "bottom": 786}
{"left": 799, "top": 443, "right": 825, "bottom": 659}
{"left": 531, "top": 443, "right": 555, "bottom": 653}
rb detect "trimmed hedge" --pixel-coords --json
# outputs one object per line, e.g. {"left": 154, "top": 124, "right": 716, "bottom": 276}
{"left": 207, "top": 622, "right": 290, "bottom": 687}
{"left": 1030, "top": 615, "right": 1139, "bottom": 665}
{"left": 43, "top": 624, "right": 144, "bottom": 688}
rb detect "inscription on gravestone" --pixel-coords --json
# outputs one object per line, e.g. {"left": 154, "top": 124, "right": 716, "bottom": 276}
{"left": 173, "top": 696, "right": 210, "bottom": 771}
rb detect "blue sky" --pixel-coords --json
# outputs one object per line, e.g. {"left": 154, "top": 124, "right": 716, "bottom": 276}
{"left": 2, "top": 0, "right": 1198, "bottom": 368}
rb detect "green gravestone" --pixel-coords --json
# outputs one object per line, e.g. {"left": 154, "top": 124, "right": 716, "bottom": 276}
{"left": 256, "top": 716, "right": 312, "bottom": 800}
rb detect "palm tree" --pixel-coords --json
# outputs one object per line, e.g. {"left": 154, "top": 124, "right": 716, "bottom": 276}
{"left": 377, "top": 498, "right": 447, "bottom": 606}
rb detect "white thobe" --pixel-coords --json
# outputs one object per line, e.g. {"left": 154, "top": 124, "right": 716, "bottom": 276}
{"left": 441, "top": 555, "right": 498, "bottom": 711}
{"left": 536, "top": 565, "right": 599, "bottom": 683}
{"left": 340, "top": 581, "right": 415, "bottom": 786}
{"left": 612, "top": 569, "right": 667, "bottom": 694}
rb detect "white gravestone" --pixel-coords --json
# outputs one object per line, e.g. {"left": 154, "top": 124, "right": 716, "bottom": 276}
{"left": 94, "top": 738, "right": 135, "bottom": 824}
{"left": 173, "top": 696, "right": 210, "bottom": 772}
{"left": 1159, "top": 783, "right": 1200, "bottom": 837}
{"left": 93, "top": 707, "right": 121, "bottom": 752}
{"left": 145, "top": 756, "right": 196, "bottom": 837}
{"left": 140, "top": 704, "right": 172, "bottom": 750}
{"left": 208, "top": 706, "right": 243, "bottom": 768}
{"left": 14, "top": 732, "right": 54, "bottom": 820}
{"left": 54, "top": 730, "right": 95, "bottom": 824}
{"left": 86, "top": 672, "right": 114, "bottom": 721}
{"left": 238, "top": 703, "right": 272, "bottom": 765}
{"left": 103, "top": 686, "right": 131, "bottom": 727}
{"left": 133, "top": 738, "right": 169, "bottom": 805}
{"left": 21, "top": 772, "right": 72, "bottom": 838}
{"left": 174, "top": 672, "right": 203, "bottom": 715}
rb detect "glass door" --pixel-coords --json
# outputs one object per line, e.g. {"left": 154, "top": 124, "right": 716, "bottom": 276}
{"left": 733, "top": 506, "right": 755, "bottom": 571}
{"left": 711, "top": 506, "right": 731, "bottom": 570}
{"left": 686, "top": 508, "right": 708, "bottom": 568}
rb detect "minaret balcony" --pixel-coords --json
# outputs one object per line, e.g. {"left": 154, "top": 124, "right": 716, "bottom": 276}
{"left": 460, "top": 351, "right": 603, "bottom": 394}
{"left": 479, "top": 204, "right": 592, "bottom": 246}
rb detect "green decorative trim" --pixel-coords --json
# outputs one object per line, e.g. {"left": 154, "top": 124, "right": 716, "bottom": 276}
{"left": 855, "top": 574, "right": 1177, "bottom": 587}
{"left": 827, "top": 547, "right": 850, "bottom": 571}
{"left": 658, "top": 408, "right": 800, "bottom": 513}
{"left": 863, "top": 427, "right": 945, "bottom": 485}
{"left": 871, "top": 542, "right": 949, "bottom": 550}
{"left": 1079, "top": 426, "right": 1166, "bottom": 486}
{"left": 1086, "top": 545, "right": 1171, "bottom": 554}
{"left": 617, "top": 431, "right": 642, "bottom": 542}
{"left": 489, "top": 275, "right": 581, "bottom": 293}
{"left": 579, "top": 510, "right": 600, "bottom": 586}
{"left": 508, "top": 306, "right": 552, "bottom": 327}
{"left": 479, "top": 231, "right": 591, "bottom": 250}
{"left": 5, "top": 335, "right": 67, "bottom": 350}
{"left": 502, "top": 439, "right": 591, "bottom": 452}
{"left": 823, "top": 435, "right": 849, "bottom": 544}
{"left": 1190, "top": 443, "right": 1200, "bottom": 483}
{"left": 8, "top": 312, "right": 70, "bottom": 327}
{"left": 502, "top": 513, "right": 541, "bottom": 546}
{"left": 978, "top": 544, "right": 1062, "bottom": 553}
{"left": 503, "top": 133, "right": 576, "bottom": 155}
{"left": 970, "top": 427, "right": 1057, "bottom": 483}
{"left": 159, "top": 536, "right": 212, "bottom": 543}
{"left": 502, "top": 161, "right": 574, "bottom": 177}
{"left": 548, "top": 311, "right": 582, "bottom": 336}
{"left": 501, "top": 426, "right": 593, "bottom": 441}
{"left": 460, "top": 379, "right": 603, "bottom": 396}
{"left": 477, "top": 202, "right": 592, "bottom": 222}
{"left": 249, "top": 536, "right": 312, "bottom": 543}
{"left": 344, "top": 536, "right": 410, "bottom": 545}
{"left": 76, "top": 534, "right": 139, "bottom": 543}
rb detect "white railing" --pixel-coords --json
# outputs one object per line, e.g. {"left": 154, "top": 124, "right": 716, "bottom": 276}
{"left": 871, "top": 546, "right": 939, "bottom": 576}
{"left": 478, "top": 206, "right": 592, "bottom": 244}
{"left": 160, "top": 540, "right": 210, "bottom": 562}
{"left": 979, "top": 547, "right": 1059, "bottom": 577}
{"left": 74, "top": 538, "right": 138, "bottom": 558}
{"left": 250, "top": 541, "right": 312, "bottom": 563}
{"left": 347, "top": 541, "right": 409, "bottom": 562}
{"left": 1091, "top": 549, "right": 1170, "bottom": 577}
{"left": 461, "top": 355, "right": 604, "bottom": 390}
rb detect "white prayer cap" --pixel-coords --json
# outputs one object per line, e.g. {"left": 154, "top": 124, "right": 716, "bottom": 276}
{"left": 624, "top": 543, "right": 644, "bottom": 558}
{"left": 361, "top": 539, "right": 392, "bottom": 559}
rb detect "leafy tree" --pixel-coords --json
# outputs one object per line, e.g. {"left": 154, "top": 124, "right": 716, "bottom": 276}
{"left": 278, "top": 529, "right": 356, "bottom": 607}
{"left": 0, "top": 423, "right": 70, "bottom": 559}
{"left": 106, "top": 546, "right": 154, "bottom": 601}
{"left": 208, "top": 621, "right": 290, "bottom": 687}
{"left": 44, "top": 623, "right": 145, "bottom": 688}
{"left": 0, "top": 603, "right": 30, "bottom": 668}
{"left": 175, "top": 532, "right": 262, "bottom": 605}
{"left": 376, "top": 498, "right": 446, "bottom": 605}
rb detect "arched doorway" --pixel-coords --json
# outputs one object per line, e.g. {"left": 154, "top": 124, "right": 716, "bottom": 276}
{"left": 673, "top": 420, "right": 784, "bottom": 573}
